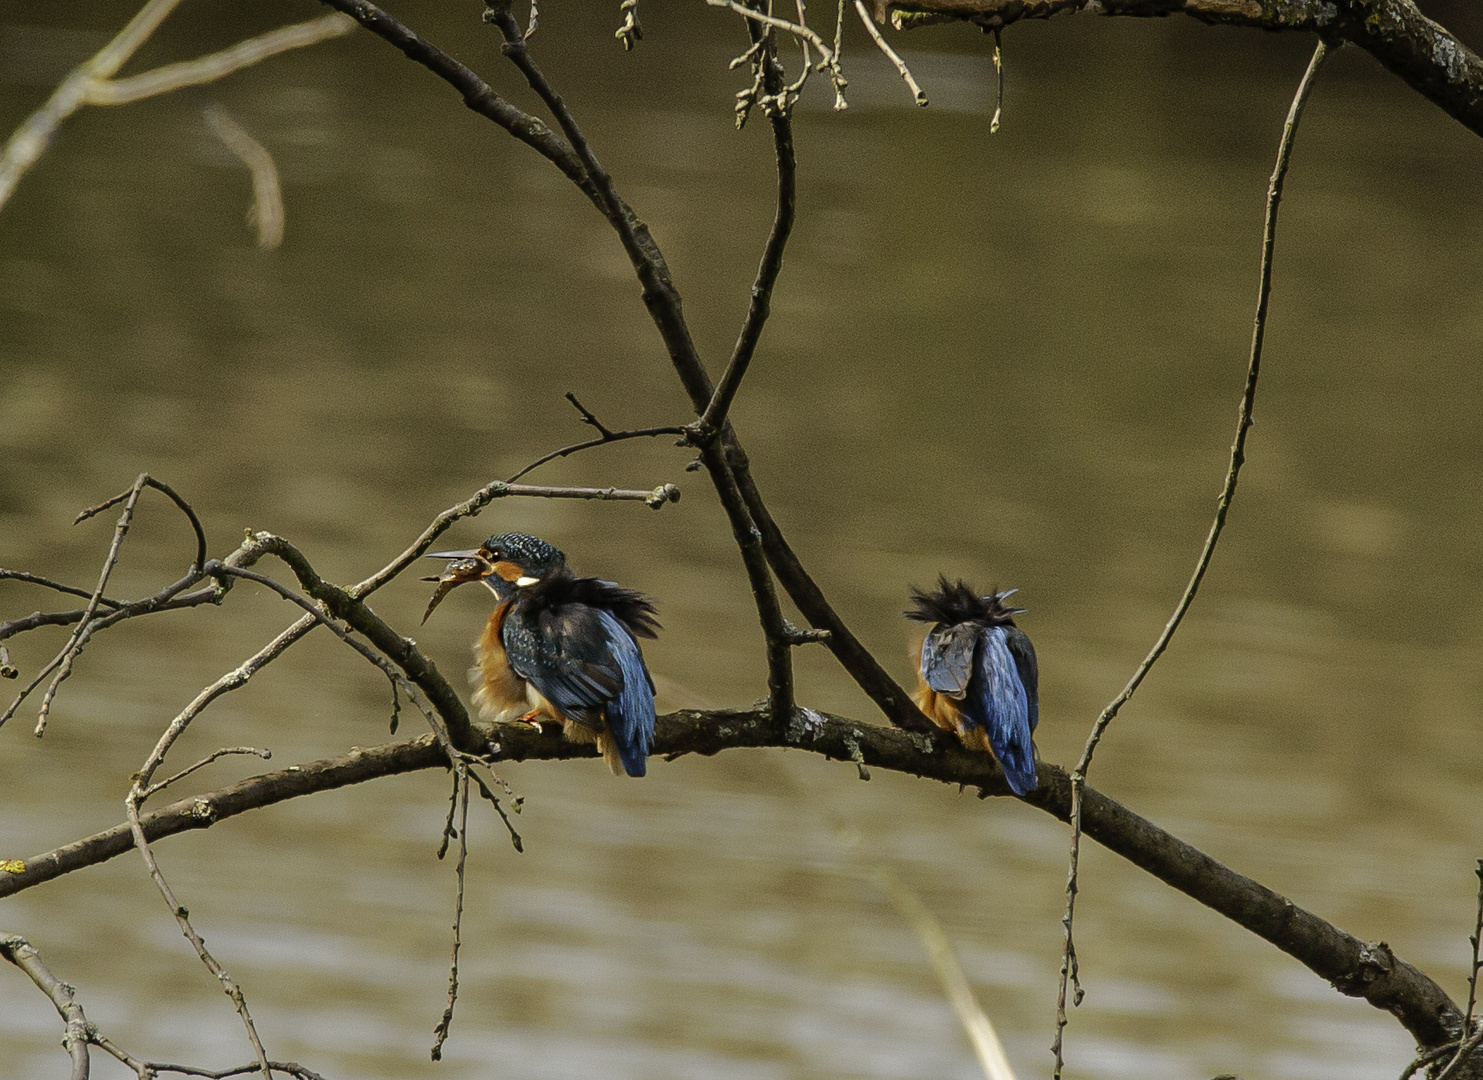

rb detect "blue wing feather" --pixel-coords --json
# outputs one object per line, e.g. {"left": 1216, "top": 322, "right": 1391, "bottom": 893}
{"left": 596, "top": 611, "right": 655, "bottom": 777}
{"left": 1004, "top": 625, "right": 1039, "bottom": 734}
{"left": 966, "top": 625, "right": 1038, "bottom": 795}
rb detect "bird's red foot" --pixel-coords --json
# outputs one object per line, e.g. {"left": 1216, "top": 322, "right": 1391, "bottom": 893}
{"left": 513, "top": 710, "right": 545, "bottom": 732}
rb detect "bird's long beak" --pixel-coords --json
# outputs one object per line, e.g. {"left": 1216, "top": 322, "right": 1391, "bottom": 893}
{"left": 420, "top": 551, "right": 495, "bottom": 624}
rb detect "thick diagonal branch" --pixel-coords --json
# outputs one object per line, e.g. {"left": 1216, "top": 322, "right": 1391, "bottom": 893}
{"left": 325, "top": 0, "right": 927, "bottom": 733}
{"left": 0, "top": 710, "right": 1463, "bottom": 1049}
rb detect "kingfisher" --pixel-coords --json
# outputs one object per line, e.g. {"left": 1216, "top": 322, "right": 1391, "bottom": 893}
{"left": 421, "top": 532, "right": 660, "bottom": 778}
{"left": 905, "top": 576, "right": 1039, "bottom": 795}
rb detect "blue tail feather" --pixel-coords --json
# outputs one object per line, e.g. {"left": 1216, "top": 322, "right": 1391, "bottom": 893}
{"left": 598, "top": 611, "right": 656, "bottom": 778}
{"left": 971, "top": 626, "right": 1038, "bottom": 795}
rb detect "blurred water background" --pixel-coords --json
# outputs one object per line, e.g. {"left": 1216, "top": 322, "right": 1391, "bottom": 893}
{"left": 2, "top": 2, "right": 1483, "bottom": 1077}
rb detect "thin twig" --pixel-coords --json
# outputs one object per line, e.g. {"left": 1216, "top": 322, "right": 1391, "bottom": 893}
{"left": 990, "top": 29, "right": 1003, "bottom": 133}
{"left": 0, "top": 576, "right": 219, "bottom": 643}
{"left": 0, "top": 0, "right": 186, "bottom": 210}
{"left": 693, "top": 45, "right": 798, "bottom": 441}
{"left": 202, "top": 104, "right": 285, "bottom": 250}
{"left": 124, "top": 788, "right": 277, "bottom": 1080}
{"left": 0, "top": 3, "right": 351, "bottom": 213}
{"left": 430, "top": 770, "right": 470, "bottom": 1061}
{"left": 1438, "top": 1030, "right": 1483, "bottom": 1080}
{"left": 0, "top": 569, "right": 124, "bottom": 608}
{"left": 1399, "top": 1043, "right": 1458, "bottom": 1080}
{"left": 76, "top": 474, "right": 208, "bottom": 573}
{"left": 1, "top": 934, "right": 90, "bottom": 1080}
{"left": 615, "top": 0, "right": 643, "bottom": 49}
{"left": 706, "top": 0, "right": 848, "bottom": 108}
{"left": 501, "top": 396, "right": 685, "bottom": 483}
{"left": 87, "top": 14, "right": 355, "bottom": 105}
{"left": 565, "top": 391, "right": 615, "bottom": 437}
{"left": 98, "top": 1052, "right": 327, "bottom": 1080}
{"left": 30, "top": 474, "right": 153, "bottom": 736}
{"left": 145, "top": 746, "right": 273, "bottom": 798}
{"left": 467, "top": 764, "right": 525, "bottom": 852}
{"left": 853, "top": 0, "right": 927, "bottom": 105}
{"left": 1446, "top": 858, "right": 1483, "bottom": 1077}
{"left": 1052, "top": 40, "right": 1330, "bottom": 1077}
{"left": 503, "top": 430, "right": 687, "bottom": 483}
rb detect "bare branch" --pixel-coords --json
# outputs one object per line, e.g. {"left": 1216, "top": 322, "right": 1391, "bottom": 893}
{"left": 84, "top": 14, "right": 356, "bottom": 105}
{"left": 202, "top": 105, "right": 285, "bottom": 251}
{"left": 876, "top": 0, "right": 1483, "bottom": 142}
{"left": 854, "top": 0, "right": 928, "bottom": 104}
{"left": 1054, "top": 42, "right": 1331, "bottom": 1075}
{"left": 0, "top": 3, "right": 353, "bottom": 213}
{"left": 430, "top": 770, "right": 470, "bottom": 1060}
{"left": 124, "top": 791, "right": 276, "bottom": 1079}
{"left": 0, "top": 569, "right": 123, "bottom": 608}
{"left": 21, "top": 474, "right": 157, "bottom": 736}
{"left": 0, "top": 711, "right": 1466, "bottom": 1049}
{"left": 504, "top": 418, "right": 687, "bottom": 483}
{"left": 145, "top": 746, "right": 273, "bottom": 798}
{"left": 693, "top": 32, "right": 799, "bottom": 442}
{"left": 0, "top": 934, "right": 90, "bottom": 1080}
{"left": 75, "top": 474, "right": 208, "bottom": 574}
{"left": 706, "top": 0, "right": 849, "bottom": 108}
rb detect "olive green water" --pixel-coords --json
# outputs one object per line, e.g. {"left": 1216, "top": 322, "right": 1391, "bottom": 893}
{"left": 3, "top": 2, "right": 1483, "bottom": 1077}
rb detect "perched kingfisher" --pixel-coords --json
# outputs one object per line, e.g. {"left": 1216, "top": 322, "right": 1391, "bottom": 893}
{"left": 421, "top": 532, "right": 660, "bottom": 778}
{"left": 905, "top": 576, "right": 1039, "bottom": 795}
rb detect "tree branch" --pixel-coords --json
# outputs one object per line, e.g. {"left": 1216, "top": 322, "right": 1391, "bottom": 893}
{"left": 877, "top": 0, "right": 1483, "bottom": 142}
{"left": 0, "top": 934, "right": 90, "bottom": 1080}
{"left": 0, "top": 709, "right": 1464, "bottom": 1048}
{"left": 319, "top": 0, "right": 932, "bottom": 736}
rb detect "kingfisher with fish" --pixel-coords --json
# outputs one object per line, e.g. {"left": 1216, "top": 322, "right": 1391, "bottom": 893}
{"left": 421, "top": 532, "right": 660, "bottom": 778}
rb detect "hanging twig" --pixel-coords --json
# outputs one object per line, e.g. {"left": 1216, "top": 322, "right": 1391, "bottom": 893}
{"left": 853, "top": 0, "right": 927, "bottom": 105}
{"left": 990, "top": 29, "right": 1003, "bottom": 133}
{"left": 430, "top": 770, "right": 471, "bottom": 1061}
{"left": 202, "top": 104, "right": 285, "bottom": 250}
{"left": 1052, "top": 39, "right": 1331, "bottom": 1076}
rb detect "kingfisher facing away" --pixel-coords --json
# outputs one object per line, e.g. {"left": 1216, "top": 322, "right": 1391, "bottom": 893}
{"left": 905, "top": 576, "right": 1039, "bottom": 795}
{"left": 421, "top": 532, "right": 660, "bottom": 778}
